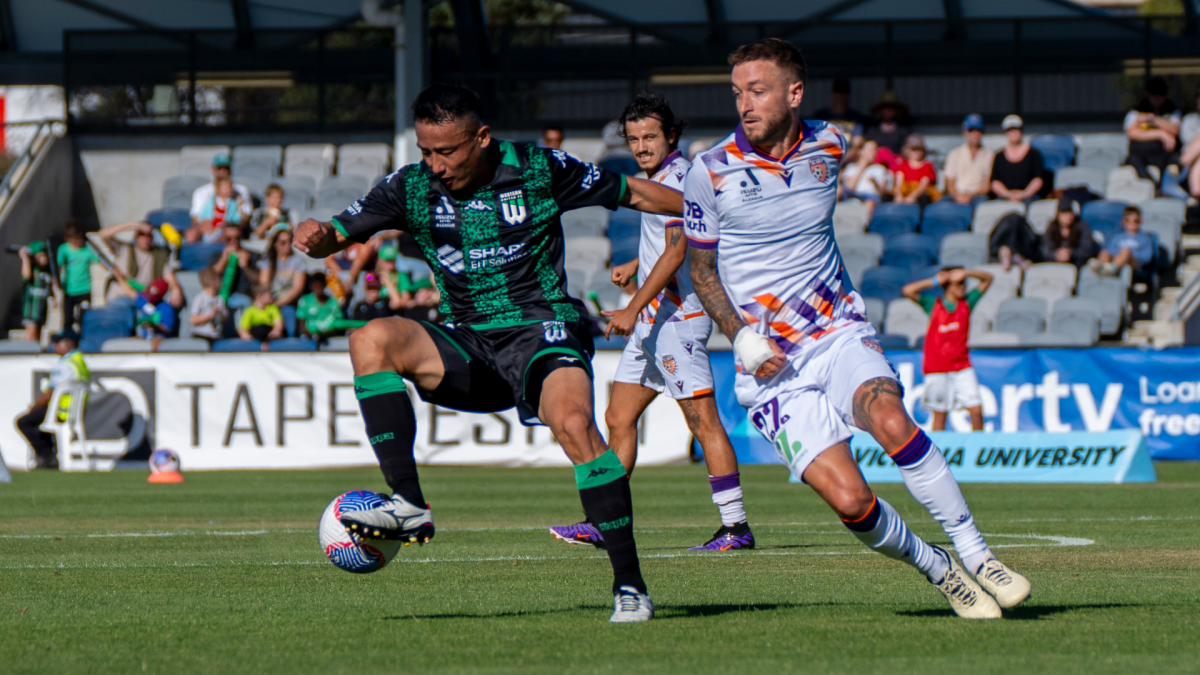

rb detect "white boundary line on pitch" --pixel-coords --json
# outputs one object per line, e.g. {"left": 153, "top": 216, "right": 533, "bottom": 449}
{"left": 0, "top": 533, "right": 1092, "bottom": 570}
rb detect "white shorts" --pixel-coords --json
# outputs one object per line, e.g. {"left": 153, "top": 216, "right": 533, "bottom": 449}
{"left": 922, "top": 367, "right": 982, "bottom": 412}
{"left": 613, "top": 315, "right": 714, "bottom": 399}
{"left": 741, "top": 321, "right": 898, "bottom": 481}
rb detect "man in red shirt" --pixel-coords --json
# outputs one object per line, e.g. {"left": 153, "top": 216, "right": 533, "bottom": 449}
{"left": 902, "top": 267, "right": 993, "bottom": 431}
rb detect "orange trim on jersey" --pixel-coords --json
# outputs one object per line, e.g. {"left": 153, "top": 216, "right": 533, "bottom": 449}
{"left": 691, "top": 388, "right": 713, "bottom": 397}
{"left": 683, "top": 311, "right": 706, "bottom": 319}
{"left": 886, "top": 427, "right": 921, "bottom": 457}
{"left": 841, "top": 494, "right": 879, "bottom": 524}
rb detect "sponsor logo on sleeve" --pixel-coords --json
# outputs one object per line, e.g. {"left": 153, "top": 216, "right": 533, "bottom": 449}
{"left": 683, "top": 200, "right": 706, "bottom": 232}
{"left": 347, "top": 200, "right": 363, "bottom": 216}
{"left": 580, "top": 164, "right": 602, "bottom": 191}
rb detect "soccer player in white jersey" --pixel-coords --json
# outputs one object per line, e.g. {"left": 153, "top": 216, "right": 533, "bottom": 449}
{"left": 684, "top": 39, "right": 1031, "bottom": 619}
{"left": 550, "top": 93, "right": 754, "bottom": 552}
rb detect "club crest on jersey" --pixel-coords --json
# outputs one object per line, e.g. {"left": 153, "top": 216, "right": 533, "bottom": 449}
{"left": 542, "top": 320, "right": 567, "bottom": 343}
{"left": 808, "top": 158, "right": 829, "bottom": 183}
{"left": 661, "top": 355, "right": 677, "bottom": 374}
{"left": 862, "top": 337, "right": 884, "bottom": 354}
{"left": 499, "top": 189, "right": 527, "bottom": 226}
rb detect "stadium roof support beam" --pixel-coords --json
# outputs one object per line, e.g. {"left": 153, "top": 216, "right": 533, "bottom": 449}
{"left": 1185, "top": 0, "right": 1199, "bottom": 35}
{"left": 54, "top": 0, "right": 162, "bottom": 32}
{"left": 231, "top": 0, "right": 254, "bottom": 49}
{"left": 942, "top": 0, "right": 965, "bottom": 41}
{"left": 704, "top": 0, "right": 728, "bottom": 45}
{"left": 0, "top": 0, "right": 14, "bottom": 51}
{"left": 771, "top": 0, "right": 877, "bottom": 40}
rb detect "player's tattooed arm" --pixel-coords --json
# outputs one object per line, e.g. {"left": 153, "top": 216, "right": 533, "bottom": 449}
{"left": 689, "top": 246, "right": 746, "bottom": 341}
{"left": 621, "top": 177, "right": 683, "bottom": 216}
{"left": 852, "top": 377, "right": 914, "bottom": 449}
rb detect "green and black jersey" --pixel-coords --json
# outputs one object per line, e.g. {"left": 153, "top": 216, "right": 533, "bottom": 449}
{"left": 332, "top": 142, "right": 626, "bottom": 329}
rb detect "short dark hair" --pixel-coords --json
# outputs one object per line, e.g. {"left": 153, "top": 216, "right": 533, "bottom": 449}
{"left": 832, "top": 77, "right": 851, "bottom": 94}
{"left": 412, "top": 84, "right": 484, "bottom": 126}
{"left": 306, "top": 272, "right": 326, "bottom": 287}
{"left": 1123, "top": 205, "right": 1142, "bottom": 219}
{"left": 940, "top": 266, "right": 964, "bottom": 288}
{"left": 543, "top": 123, "right": 563, "bottom": 135}
{"left": 265, "top": 183, "right": 283, "bottom": 196}
{"left": 618, "top": 92, "right": 688, "bottom": 149}
{"left": 1146, "top": 76, "right": 1169, "bottom": 97}
{"left": 728, "top": 38, "right": 806, "bottom": 84}
{"left": 63, "top": 220, "right": 83, "bottom": 238}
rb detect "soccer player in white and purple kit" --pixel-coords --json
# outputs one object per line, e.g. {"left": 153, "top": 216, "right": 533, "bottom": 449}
{"left": 550, "top": 94, "right": 754, "bottom": 552}
{"left": 685, "top": 39, "right": 1031, "bottom": 619}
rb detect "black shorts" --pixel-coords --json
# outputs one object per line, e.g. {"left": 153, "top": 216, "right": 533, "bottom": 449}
{"left": 417, "top": 320, "right": 594, "bottom": 426}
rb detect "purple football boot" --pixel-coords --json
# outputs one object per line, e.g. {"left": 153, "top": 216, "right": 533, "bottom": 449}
{"left": 549, "top": 520, "right": 606, "bottom": 549}
{"left": 689, "top": 522, "right": 755, "bottom": 551}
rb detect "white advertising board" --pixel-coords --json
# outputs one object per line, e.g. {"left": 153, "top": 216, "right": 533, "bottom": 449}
{"left": 0, "top": 353, "right": 692, "bottom": 471}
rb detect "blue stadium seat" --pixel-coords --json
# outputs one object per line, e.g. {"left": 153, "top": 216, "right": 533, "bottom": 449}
{"left": 914, "top": 264, "right": 945, "bottom": 297}
{"left": 874, "top": 334, "right": 911, "bottom": 350}
{"left": 868, "top": 215, "right": 916, "bottom": 240}
{"left": 592, "top": 334, "right": 628, "bottom": 351}
{"left": 920, "top": 201, "right": 972, "bottom": 240}
{"left": 179, "top": 242, "right": 225, "bottom": 271}
{"left": 860, "top": 265, "right": 910, "bottom": 304}
{"left": 871, "top": 203, "right": 921, "bottom": 229}
{"left": 1030, "top": 134, "right": 1076, "bottom": 173}
{"left": 1080, "top": 200, "right": 1127, "bottom": 240}
{"left": 268, "top": 337, "right": 318, "bottom": 352}
{"left": 607, "top": 207, "right": 642, "bottom": 240}
{"left": 599, "top": 157, "right": 640, "bottom": 176}
{"left": 80, "top": 307, "right": 136, "bottom": 353}
{"left": 212, "top": 339, "right": 262, "bottom": 353}
{"left": 881, "top": 234, "right": 938, "bottom": 278}
{"left": 144, "top": 208, "right": 192, "bottom": 232}
{"left": 610, "top": 237, "right": 639, "bottom": 266}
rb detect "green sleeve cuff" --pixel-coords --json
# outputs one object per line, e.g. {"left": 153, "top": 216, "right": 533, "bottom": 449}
{"left": 330, "top": 217, "right": 351, "bottom": 240}
{"left": 617, "top": 175, "right": 628, "bottom": 206}
{"left": 353, "top": 371, "right": 407, "bottom": 399}
{"left": 574, "top": 449, "right": 627, "bottom": 490}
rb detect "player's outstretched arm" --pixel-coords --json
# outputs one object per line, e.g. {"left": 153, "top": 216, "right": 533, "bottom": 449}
{"left": 900, "top": 272, "right": 940, "bottom": 303}
{"left": 966, "top": 268, "right": 994, "bottom": 295}
{"left": 621, "top": 177, "right": 683, "bottom": 216}
{"left": 294, "top": 219, "right": 353, "bottom": 259}
{"left": 690, "top": 246, "right": 785, "bottom": 379}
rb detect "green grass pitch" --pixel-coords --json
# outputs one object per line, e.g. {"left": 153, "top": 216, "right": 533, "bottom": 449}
{"left": 1, "top": 462, "right": 1198, "bottom": 674}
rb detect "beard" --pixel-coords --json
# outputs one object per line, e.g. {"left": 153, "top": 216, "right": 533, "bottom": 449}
{"left": 740, "top": 107, "right": 792, "bottom": 147}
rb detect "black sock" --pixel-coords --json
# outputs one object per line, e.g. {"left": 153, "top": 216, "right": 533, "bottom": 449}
{"left": 576, "top": 450, "right": 645, "bottom": 594}
{"left": 354, "top": 372, "right": 424, "bottom": 506}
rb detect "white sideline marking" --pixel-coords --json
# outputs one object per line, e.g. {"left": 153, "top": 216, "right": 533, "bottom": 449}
{"left": 0, "top": 532, "right": 1091, "bottom": 571}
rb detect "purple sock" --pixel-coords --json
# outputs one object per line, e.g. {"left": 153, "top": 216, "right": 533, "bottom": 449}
{"left": 709, "top": 472, "right": 746, "bottom": 526}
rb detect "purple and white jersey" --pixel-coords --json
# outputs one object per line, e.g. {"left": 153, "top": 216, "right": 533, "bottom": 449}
{"left": 638, "top": 151, "right": 705, "bottom": 324}
{"left": 683, "top": 121, "right": 867, "bottom": 367}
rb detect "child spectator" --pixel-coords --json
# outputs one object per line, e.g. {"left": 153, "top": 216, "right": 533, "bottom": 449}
{"left": 1041, "top": 198, "right": 1099, "bottom": 269}
{"left": 892, "top": 133, "right": 941, "bottom": 206}
{"left": 110, "top": 268, "right": 179, "bottom": 351}
{"left": 189, "top": 267, "right": 226, "bottom": 345}
{"left": 251, "top": 184, "right": 291, "bottom": 241}
{"left": 188, "top": 177, "right": 249, "bottom": 243}
{"left": 840, "top": 140, "right": 891, "bottom": 223}
{"left": 1091, "top": 205, "right": 1155, "bottom": 277}
{"left": 901, "top": 267, "right": 994, "bottom": 432}
{"left": 56, "top": 221, "right": 98, "bottom": 331}
{"left": 297, "top": 272, "right": 344, "bottom": 341}
{"left": 349, "top": 274, "right": 397, "bottom": 322}
{"left": 238, "top": 284, "right": 284, "bottom": 345}
{"left": 19, "top": 241, "right": 54, "bottom": 342}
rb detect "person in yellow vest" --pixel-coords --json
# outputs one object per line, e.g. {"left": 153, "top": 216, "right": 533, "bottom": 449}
{"left": 14, "top": 328, "right": 90, "bottom": 469}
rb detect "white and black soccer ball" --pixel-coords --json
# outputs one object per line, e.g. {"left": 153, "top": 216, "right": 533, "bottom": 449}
{"left": 319, "top": 491, "right": 402, "bottom": 574}
{"left": 148, "top": 448, "right": 180, "bottom": 473}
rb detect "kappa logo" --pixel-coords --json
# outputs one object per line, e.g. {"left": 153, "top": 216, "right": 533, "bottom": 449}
{"left": 551, "top": 149, "right": 570, "bottom": 168}
{"left": 808, "top": 158, "right": 830, "bottom": 183}
{"left": 436, "top": 244, "right": 465, "bottom": 274}
{"left": 862, "top": 337, "right": 884, "bottom": 354}
{"left": 464, "top": 200, "right": 493, "bottom": 212}
{"left": 434, "top": 195, "right": 457, "bottom": 228}
{"left": 661, "top": 355, "right": 677, "bottom": 374}
{"left": 499, "top": 189, "right": 527, "bottom": 225}
{"left": 542, "top": 320, "right": 567, "bottom": 343}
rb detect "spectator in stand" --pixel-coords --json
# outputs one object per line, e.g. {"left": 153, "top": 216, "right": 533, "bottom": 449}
{"left": 56, "top": 221, "right": 97, "bottom": 332}
{"left": 990, "top": 115, "right": 1045, "bottom": 203}
{"left": 258, "top": 229, "right": 307, "bottom": 334}
{"left": 944, "top": 114, "right": 994, "bottom": 206}
{"left": 1124, "top": 77, "right": 1181, "bottom": 188}
{"left": 349, "top": 273, "right": 400, "bottom": 323}
{"left": 188, "top": 177, "right": 249, "bottom": 243}
{"left": 190, "top": 153, "right": 251, "bottom": 231}
{"left": 15, "top": 328, "right": 87, "bottom": 469}
{"left": 188, "top": 267, "right": 226, "bottom": 346}
{"left": 238, "top": 284, "right": 284, "bottom": 346}
{"left": 1041, "top": 197, "right": 1099, "bottom": 269}
{"left": 864, "top": 90, "right": 912, "bottom": 167}
{"left": 840, "top": 140, "right": 892, "bottom": 222}
{"left": 251, "top": 184, "right": 290, "bottom": 241}
{"left": 892, "top": 133, "right": 941, "bottom": 207}
{"left": 541, "top": 123, "right": 564, "bottom": 150}
{"left": 208, "top": 223, "right": 260, "bottom": 306}
{"left": 98, "top": 221, "right": 175, "bottom": 305}
{"left": 1181, "top": 86, "right": 1200, "bottom": 147}
{"left": 1091, "top": 205, "right": 1155, "bottom": 277}
{"left": 813, "top": 78, "right": 871, "bottom": 163}
{"left": 108, "top": 268, "right": 179, "bottom": 351}
{"left": 19, "top": 242, "right": 53, "bottom": 343}
{"left": 297, "top": 272, "right": 344, "bottom": 341}
{"left": 686, "top": 139, "right": 711, "bottom": 162}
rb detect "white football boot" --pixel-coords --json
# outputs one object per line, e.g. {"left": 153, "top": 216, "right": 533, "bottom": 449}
{"left": 975, "top": 559, "right": 1032, "bottom": 609}
{"left": 609, "top": 585, "right": 654, "bottom": 624}
{"left": 929, "top": 546, "right": 1002, "bottom": 619}
{"left": 340, "top": 493, "right": 434, "bottom": 545}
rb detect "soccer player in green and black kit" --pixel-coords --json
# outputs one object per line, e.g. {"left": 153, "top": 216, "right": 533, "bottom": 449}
{"left": 294, "top": 85, "right": 683, "bottom": 623}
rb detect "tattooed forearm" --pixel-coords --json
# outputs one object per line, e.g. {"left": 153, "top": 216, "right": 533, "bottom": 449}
{"left": 852, "top": 377, "right": 905, "bottom": 438}
{"left": 689, "top": 246, "right": 745, "bottom": 340}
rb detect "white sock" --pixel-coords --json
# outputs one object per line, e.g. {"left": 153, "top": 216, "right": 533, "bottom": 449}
{"left": 894, "top": 432, "right": 993, "bottom": 574}
{"left": 844, "top": 496, "right": 949, "bottom": 583}
{"left": 712, "top": 486, "right": 746, "bottom": 527}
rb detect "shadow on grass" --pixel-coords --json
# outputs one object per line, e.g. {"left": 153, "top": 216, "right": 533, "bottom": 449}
{"left": 637, "top": 543, "right": 861, "bottom": 552}
{"left": 385, "top": 602, "right": 853, "bottom": 621}
{"left": 896, "top": 603, "right": 1142, "bottom": 620}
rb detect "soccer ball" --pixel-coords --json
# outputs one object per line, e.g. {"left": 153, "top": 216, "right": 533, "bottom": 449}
{"left": 148, "top": 448, "right": 180, "bottom": 473}
{"left": 318, "top": 491, "right": 403, "bottom": 574}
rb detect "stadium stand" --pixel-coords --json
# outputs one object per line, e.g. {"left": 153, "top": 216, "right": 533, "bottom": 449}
{"left": 162, "top": 176, "right": 208, "bottom": 211}
{"left": 337, "top": 143, "right": 391, "bottom": 184}
{"left": 861, "top": 266, "right": 909, "bottom": 304}
{"left": 868, "top": 203, "right": 920, "bottom": 239}
{"left": 971, "top": 201, "right": 1024, "bottom": 234}
{"left": 100, "top": 337, "right": 153, "bottom": 352}
{"left": 562, "top": 206, "right": 610, "bottom": 238}
{"left": 881, "top": 234, "right": 938, "bottom": 278}
{"left": 144, "top": 208, "right": 192, "bottom": 231}
{"left": 832, "top": 199, "right": 868, "bottom": 233}
{"left": 232, "top": 145, "right": 283, "bottom": 179}
{"left": 271, "top": 176, "right": 317, "bottom": 211}
{"left": 213, "top": 339, "right": 263, "bottom": 352}
{"left": 157, "top": 338, "right": 212, "bottom": 352}
{"left": 939, "top": 233, "right": 988, "bottom": 268}
{"left": 1022, "top": 263, "right": 1077, "bottom": 305}
{"left": 269, "top": 338, "right": 319, "bottom": 352}
{"left": 883, "top": 298, "right": 928, "bottom": 346}
{"left": 969, "top": 331, "right": 1021, "bottom": 347}
{"left": 1054, "top": 166, "right": 1107, "bottom": 196}
{"left": 0, "top": 340, "right": 42, "bottom": 353}
{"left": 284, "top": 143, "right": 337, "bottom": 189}
{"left": 322, "top": 336, "right": 351, "bottom": 351}
{"left": 862, "top": 296, "right": 885, "bottom": 333}
{"left": 995, "top": 297, "right": 1048, "bottom": 338}
{"left": 1049, "top": 296, "right": 1103, "bottom": 345}
{"left": 1029, "top": 134, "right": 1075, "bottom": 173}
{"left": 1026, "top": 199, "right": 1058, "bottom": 234}
{"left": 1081, "top": 200, "right": 1128, "bottom": 239}
{"left": 179, "top": 145, "right": 230, "bottom": 177}
{"left": 316, "top": 175, "right": 370, "bottom": 210}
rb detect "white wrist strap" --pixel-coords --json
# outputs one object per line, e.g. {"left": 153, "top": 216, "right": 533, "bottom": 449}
{"left": 734, "top": 326, "right": 776, "bottom": 375}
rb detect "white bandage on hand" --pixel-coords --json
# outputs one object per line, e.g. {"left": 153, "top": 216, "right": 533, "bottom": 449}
{"left": 734, "top": 326, "right": 777, "bottom": 375}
